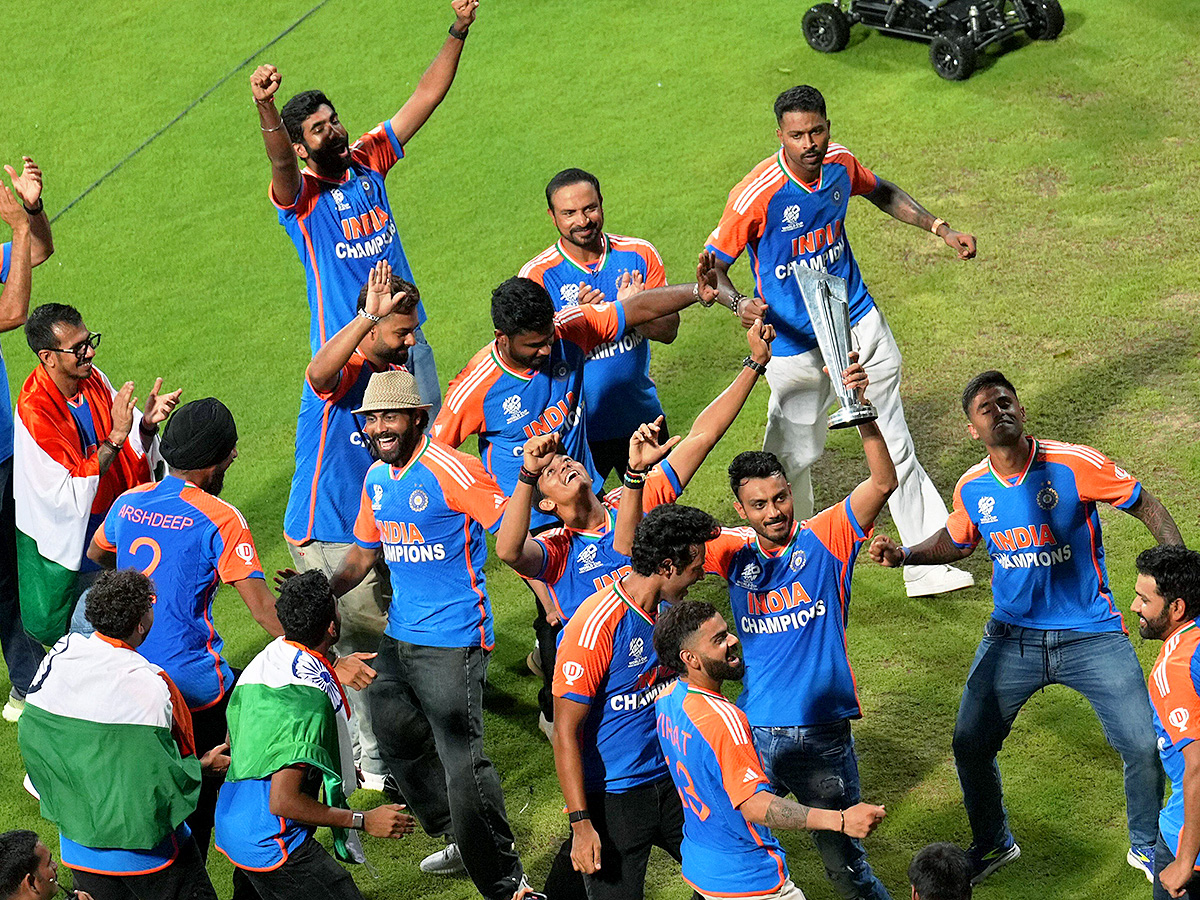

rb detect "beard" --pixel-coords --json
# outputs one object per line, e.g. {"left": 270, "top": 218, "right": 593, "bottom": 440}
{"left": 1138, "top": 609, "right": 1172, "bottom": 641}
{"left": 370, "top": 425, "right": 422, "bottom": 465}
{"left": 701, "top": 652, "right": 744, "bottom": 683}
{"left": 306, "top": 134, "right": 350, "bottom": 174}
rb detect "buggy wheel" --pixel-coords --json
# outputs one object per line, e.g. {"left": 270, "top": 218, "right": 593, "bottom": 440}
{"left": 802, "top": 4, "right": 851, "bottom": 53}
{"left": 929, "top": 33, "right": 976, "bottom": 80}
{"left": 1024, "top": 0, "right": 1064, "bottom": 40}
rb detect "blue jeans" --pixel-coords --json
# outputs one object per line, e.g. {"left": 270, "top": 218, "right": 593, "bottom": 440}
{"left": 406, "top": 326, "right": 442, "bottom": 426}
{"left": 752, "top": 719, "right": 891, "bottom": 900}
{"left": 368, "top": 638, "right": 523, "bottom": 900}
{"left": 954, "top": 618, "right": 1164, "bottom": 852}
{"left": 1155, "top": 833, "right": 1200, "bottom": 900}
{"left": 0, "top": 457, "right": 45, "bottom": 695}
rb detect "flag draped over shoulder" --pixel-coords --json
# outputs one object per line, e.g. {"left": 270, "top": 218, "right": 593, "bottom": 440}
{"left": 18, "top": 633, "right": 202, "bottom": 849}
{"left": 13, "top": 365, "right": 154, "bottom": 643}
{"left": 226, "top": 637, "right": 363, "bottom": 862}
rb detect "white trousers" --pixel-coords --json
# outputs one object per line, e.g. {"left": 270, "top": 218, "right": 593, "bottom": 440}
{"left": 762, "top": 306, "right": 949, "bottom": 556}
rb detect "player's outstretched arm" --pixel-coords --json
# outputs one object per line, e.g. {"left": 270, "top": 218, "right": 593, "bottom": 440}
{"left": 1126, "top": 487, "right": 1184, "bottom": 547}
{"left": 251, "top": 64, "right": 302, "bottom": 207}
{"left": 233, "top": 578, "right": 285, "bottom": 638}
{"left": 870, "top": 529, "right": 973, "bottom": 568}
{"left": 495, "top": 433, "right": 559, "bottom": 577}
{"left": 620, "top": 250, "right": 721, "bottom": 328}
{"left": 330, "top": 544, "right": 381, "bottom": 598}
{"left": 740, "top": 792, "right": 885, "bottom": 838}
{"left": 615, "top": 271, "right": 680, "bottom": 344}
{"left": 612, "top": 417, "right": 680, "bottom": 556}
{"left": 864, "top": 176, "right": 976, "bottom": 260}
{"left": 552, "top": 696, "right": 604, "bottom": 875}
{"left": 389, "top": 0, "right": 479, "bottom": 146}
{"left": 0, "top": 179, "right": 31, "bottom": 333}
{"left": 829, "top": 355, "right": 897, "bottom": 528}
{"left": 711, "top": 259, "right": 768, "bottom": 331}
{"left": 7, "top": 157, "right": 53, "bottom": 266}
{"left": 664, "top": 320, "right": 774, "bottom": 490}
{"left": 271, "top": 765, "right": 415, "bottom": 837}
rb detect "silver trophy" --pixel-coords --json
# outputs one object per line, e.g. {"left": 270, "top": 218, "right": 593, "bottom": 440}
{"left": 792, "top": 266, "right": 878, "bottom": 429}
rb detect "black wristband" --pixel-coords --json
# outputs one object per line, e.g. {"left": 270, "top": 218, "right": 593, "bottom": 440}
{"left": 743, "top": 356, "right": 767, "bottom": 376}
{"left": 568, "top": 810, "right": 590, "bottom": 824}
{"left": 23, "top": 199, "right": 43, "bottom": 216}
{"left": 518, "top": 466, "right": 540, "bottom": 486}
{"left": 449, "top": 23, "right": 469, "bottom": 39}
{"left": 103, "top": 438, "right": 124, "bottom": 453}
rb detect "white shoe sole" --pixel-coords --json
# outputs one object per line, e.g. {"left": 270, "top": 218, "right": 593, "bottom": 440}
{"left": 971, "top": 842, "right": 1020, "bottom": 885}
{"left": 906, "top": 565, "right": 975, "bottom": 598}
{"left": 1126, "top": 848, "right": 1153, "bottom": 883}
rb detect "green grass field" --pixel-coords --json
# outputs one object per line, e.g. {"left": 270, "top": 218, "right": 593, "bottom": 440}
{"left": 4, "top": 0, "right": 1199, "bottom": 897}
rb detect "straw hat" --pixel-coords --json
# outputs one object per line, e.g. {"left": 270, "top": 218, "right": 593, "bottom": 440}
{"left": 353, "top": 370, "right": 431, "bottom": 414}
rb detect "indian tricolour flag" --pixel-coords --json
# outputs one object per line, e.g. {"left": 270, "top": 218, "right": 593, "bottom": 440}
{"left": 18, "top": 633, "right": 201, "bottom": 849}
{"left": 226, "top": 637, "right": 364, "bottom": 862}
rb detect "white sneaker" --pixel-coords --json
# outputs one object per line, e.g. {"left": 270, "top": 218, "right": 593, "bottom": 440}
{"left": 358, "top": 770, "right": 387, "bottom": 792}
{"left": 905, "top": 564, "right": 974, "bottom": 598}
{"left": 538, "top": 712, "right": 554, "bottom": 742}
{"left": 420, "top": 842, "right": 466, "bottom": 875}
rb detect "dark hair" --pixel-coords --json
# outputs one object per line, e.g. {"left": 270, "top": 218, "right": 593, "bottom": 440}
{"left": 909, "top": 843, "right": 972, "bottom": 900}
{"left": 961, "top": 370, "right": 1017, "bottom": 415}
{"left": 1136, "top": 545, "right": 1200, "bottom": 621}
{"left": 25, "top": 303, "right": 83, "bottom": 354}
{"left": 491, "top": 277, "right": 555, "bottom": 336}
{"left": 0, "top": 830, "right": 40, "bottom": 897}
{"left": 545, "top": 168, "right": 602, "bottom": 210}
{"left": 653, "top": 600, "right": 719, "bottom": 675}
{"left": 728, "top": 451, "right": 787, "bottom": 498}
{"left": 356, "top": 276, "right": 420, "bottom": 315}
{"left": 280, "top": 90, "right": 336, "bottom": 144}
{"left": 774, "top": 85, "right": 826, "bottom": 122}
{"left": 276, "top": 570, "right": 335, "bottom": 648}
{"left": 631, "top": 504, "right": 719, "bottom": 577}
{"left": 86, "top": 570, "right": 154, "bottom": 641}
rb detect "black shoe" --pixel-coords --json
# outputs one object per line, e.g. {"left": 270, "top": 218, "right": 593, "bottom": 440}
{"left": 382, "top": 773, "right": 406, "bottom": 806}
{"left": 968, "top": 839, "right": 1021, "bottom": 885}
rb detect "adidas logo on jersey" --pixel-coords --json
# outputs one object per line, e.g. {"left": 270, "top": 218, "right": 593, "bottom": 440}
{"left": 743, "top": 768, "right": 758, "bottom": 783}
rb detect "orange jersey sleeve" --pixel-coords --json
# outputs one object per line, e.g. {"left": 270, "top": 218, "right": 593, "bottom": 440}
{"left": 947, "top": 467, "right": 986, "bottom": 549}
{"left": 704, "top": 527, "right": 753, "bottom": 579}
{"left": 351, "top": 122, "right": 402, "bottom": 176}
{"left": 425, "top": 442, "right": 509, "bottom": 533}
{"left": 704, "top": 156, "right": 781, "bottom": 265}
{"left": 535, "top": 528, "right": 572, "bottom": 585}
{"left": 182, "top": 487, "right": 263, "bottom": 583}
{"left": 825, "top": 144, "right": 878, "bottom": 196}
{"left": 804, "top": 497, "right": 871, "bottom": 563}
{"left": 554, "top": 302, "right": 622, "bottom": 355}
{"left": 553, "top": 591, "right": 620, "bottom": 702}
{"left": 353, "top": 468, "right": 384, "bottom": 547}
{"left": 433, "top": 347, "right": 496, "bottom": 449}
{"left": 684, "top": 690, "right": 771, "bottom": 808}
{"left": 1040, "top": 441, "right": 1142, "bottom": 508}
{"left": 1152, "top": 631, "right": 1200, "bottom": 745}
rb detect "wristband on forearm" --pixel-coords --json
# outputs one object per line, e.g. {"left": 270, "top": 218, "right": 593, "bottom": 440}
{"left": 23, "top": 198, "right": 43, "bottom": 216}
{"left": 623, "top": 468, "right": 647, "bottom": 490}
{"left": 899, "top": 546, "right": 912, "bottom": 564}
{"left": 357, "top": 309, "right": 382, "bottom": 323}
{"left": 518, "top": 466, "right": 540, "bottom": 486}
{"left": 743, "top": 356, "right": 767, "bottom": 377}
{"left": 449, "top": 22, "right": 469, "bottom": 39}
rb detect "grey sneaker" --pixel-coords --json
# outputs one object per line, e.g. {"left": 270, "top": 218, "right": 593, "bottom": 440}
{"left": 420, "top": 842, "right": 466, "bottom": 875}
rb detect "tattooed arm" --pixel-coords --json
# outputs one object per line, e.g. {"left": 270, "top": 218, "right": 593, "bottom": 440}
{"left": 870, "top": 527, "right": 974, "bottom": 568}
{"left": 738, "top": 792, "right": 886, "bottom": 838}
{"left": 1126, "top": 488, "right": 1184, "bottom": 547}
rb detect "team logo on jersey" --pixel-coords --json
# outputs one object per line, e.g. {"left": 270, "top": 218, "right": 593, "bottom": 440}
{"left": 361, "top": 178, "right": 372, "bottom": 193}
{"left": 292, "top": 650, "right": 344, "bottom": 714}
{"left": 576, "top": 544, "right": 604, "bottom": 574}
{"left": 1036, "top": 485, "right": 1059, "bottom": 511}
{"left": 978, "top": 496, "right": 998, "bottom": 524}
{"left": 409, "top": 489, "right": 429, "bottom": 512}
{"left": 780, "top": 204, "right": 804, "bottom": 233}
{"left": 559, "top": 283, "right": 581, "bottom": 308}
{"left": 736, "top": 560, "right": 762, "bottom": 589}
{"left": 562, "top": 660, "right": 585, "bottom": 686}
{"left": 833, "top": 189, "right": 842, "bottom": 203}
{"left": 1170, "top": 707, "right": 1190, "bottom": 731}
{"left": 502, "top": 394, "right": 529, "bottom": 424}
{"left": 790, "top": 549, "right": 807, "bottom": 571}
{"left": 553, "top": 362, "right": 570, "bottom": 379}
{"left": 371, "top": 484, "right": 384, "bottom": 511}
{"left": 628, "top": 637, "right": 647, "bottom": 668}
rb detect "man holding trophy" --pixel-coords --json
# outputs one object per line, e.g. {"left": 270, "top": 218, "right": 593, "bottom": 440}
{"left": 705, "top": 83, "right": 977, "bottom": 598}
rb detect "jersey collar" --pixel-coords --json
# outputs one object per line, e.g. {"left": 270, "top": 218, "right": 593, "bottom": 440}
{"left": 754, "top": 519, "right": 799, "bottom": 560}
{"left": 776, "top": 148, "right": 822, "bottom": 194}
{"left": 571, "top": 506, "right": 615, "bottom": 539}
{"left": 489, "top": 343, "right": 535, "bottom": 382}
{"left": 389, "top": 435, "right": 430, "bottom": 481}
{"left": 612, "top": 578, "right": 655, "bottom": 626}
{"left": 555, "top": 234, "right": 609, "bottom": 276}
{"left": 684, "top": 683, "right": 728, "bottom": 701}
{"left": 988, "top": 437, "right": 1038, "bottom": 488}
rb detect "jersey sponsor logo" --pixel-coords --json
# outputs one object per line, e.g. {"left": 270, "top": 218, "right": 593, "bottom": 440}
{"left": 790, "top": 549, "right": 806, "bottom": 571}
{"left": 992, "top": 544, "right": 1072, "bottom": 570}
{"left": 291, "top": 650, "right": 344, "bottom": 714}
{"left": 409, "top": 489, "right": 429, "bottom": 512}
{"left": 522, "top": 393, "right": 582, "bottom": 438}
{"left": 562, "top": 660, "right": 585, "bottom": 686}
{"left": 586, "top": 330, "right": 644, "bottom": 361}
{"left": 116, "top": 504, "right": 195, "bottom": 531}
{"left": 1170, "top": 707, "right": 1190, "bottom": 731}
{"left": 743, "top": 768, "right": 758, "bottom": 783}
{"left": 978, "top": 496, "right": 998, "bottom": 524}
{"left": 332, "top": 188, "right": 350, "bottom": 212}
{"left": 559, "top": 283, "right": 581, "bottom": 308}
{"left": 780, "top": 204, "right": 804, "bottom": 232}
{"left": 746, "top": 581, "right": 814, "bottom": 616}
{"left": 990, "top": 524, "right": 1059, "bottom": 553}
{"left": 371, "top": 484, "right": 384, "bottom": 511}
{"left": 234, "top": 542, "right": 255, "bottom": 565}
{"left": 628, "top": 636, "right": 647, "bottom": 668}
{"left": 740, "top": 600, "right": 827, "bottom": 635}
{"left": 1036, "top": 485, "right": 1059, "bottom": 510}
{"left": 576, "top": 543, "right": 605, "bottom": 574}
{"left": 502, "top": 394, "right": 529, "bottom": 424}
{"left": 735, "top": 560, "right": 762, "bottom": 589}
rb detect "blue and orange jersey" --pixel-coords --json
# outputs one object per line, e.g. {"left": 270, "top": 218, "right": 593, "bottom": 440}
{"left": 284, "top": 351, "right": 390, "bottom": 545}
{"left": 62, "top": 823, "right": 193, "bottom": 878}
{"left": 1149, "top": 620, "right": 1200, "bottom": 864}
{"left": 655, "top": 681, "right": 787, "bottom": 898}
{"left": 536, "top": 461, "right": 681, "bottom": 624}
{"left": 353, "top": 436, "right": 507, "bottom": 648}
{"left": 705, "top": 145, "right": 877, "bottom": 356}
{"left": 947, "top": 437, "right": 1141, "bottom": 632}
{"left": 271, "top": 121, "right": 426, "bottom": 352}
{"left": 93, "top": 475, "right": 264, "bottom": 709}
{"left": 704, "top": 497, "right": 871, "bottom": 728}
{"left": 433, "top": 302, "right": 624, "bottom": 530}
{"left": 0, "top": 242, "right": 12, "bottom": 460}
{"left": 553, "top": 579, "right": 675, "bottom": 793}
{"left": 519, "top": 233, "right": 667, "bottom": 441}
{"left": 214, "top": 769, "right": 316, "bottom": 872}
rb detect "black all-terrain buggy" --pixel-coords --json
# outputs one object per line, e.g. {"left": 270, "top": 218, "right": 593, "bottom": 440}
{"left": 801, "top": 0, "right": 1064, "bottom": 80}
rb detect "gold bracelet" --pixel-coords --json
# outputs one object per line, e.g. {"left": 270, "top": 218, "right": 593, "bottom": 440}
{"left": 930, "top": 217, "right": 947, "bottom": 235}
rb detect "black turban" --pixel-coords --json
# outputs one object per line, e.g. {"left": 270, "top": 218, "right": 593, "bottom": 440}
{"left": 160, "top": 398, "right": 237, "bottom": 470}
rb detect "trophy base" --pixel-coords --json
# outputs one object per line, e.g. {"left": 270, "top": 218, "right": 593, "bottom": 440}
{"left": 828, "top": 404, "right": 879, "bottom": 430}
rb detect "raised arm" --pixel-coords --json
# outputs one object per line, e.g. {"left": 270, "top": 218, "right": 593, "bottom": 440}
{"left": 308, "top": 260, "right": 404, "bottom": 393}
{"left": 831, "top": 355, "right": 898, "bottom": 528}
{"left": 7, "top": 157, "right": 53, "bottom": 266}
{"left": 232, "top": 578, "right": 285, "bottom": 638}
{"left": 620, "top": 251, "right": 721, "bottom": 329}
{"left": 1126, "top": 487, "right": 1184, "bottom": 547}
{"left": 389, "top": 0, "right": 479, "bottom": 146}
{"left": 863, "top": 176, "right": 976, "bottom": 260}
{"left": 870, "top": 528, "right": 973, "bottom": 568}
{"left": 250, "top": 64, "right": 302, "bottom": 208}
{"left": 495, "top": 433, "right": 559, "bottom": 578}
{"left": 739, "top": 791, "right": 885, "bottom": 838}
{"left": 612, "top": 417, "right": 681, "bottom": 556}
{"left": 0, "top": 181, "right": 31, "bottom": 332}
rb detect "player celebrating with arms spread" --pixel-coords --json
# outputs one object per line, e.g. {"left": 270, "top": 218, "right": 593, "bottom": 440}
{"left": 706, "top": 84, "right": 975, "bottom": 599}
{"left": 872, "top": 370, "right": 1181, "bottom": 885}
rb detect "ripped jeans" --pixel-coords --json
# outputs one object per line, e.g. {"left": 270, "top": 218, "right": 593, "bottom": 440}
{"left": 752, "top": 719, "right": 891, "bottom": 900}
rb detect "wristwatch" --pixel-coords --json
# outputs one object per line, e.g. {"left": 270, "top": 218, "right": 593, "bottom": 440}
{"left": 351, "top": 811, "right": 365, "bottom": 830}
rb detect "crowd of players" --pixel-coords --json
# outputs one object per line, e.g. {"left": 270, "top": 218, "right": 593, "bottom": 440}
{"left": 1, "top": 3, "right": 1198, "bottom": 900}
